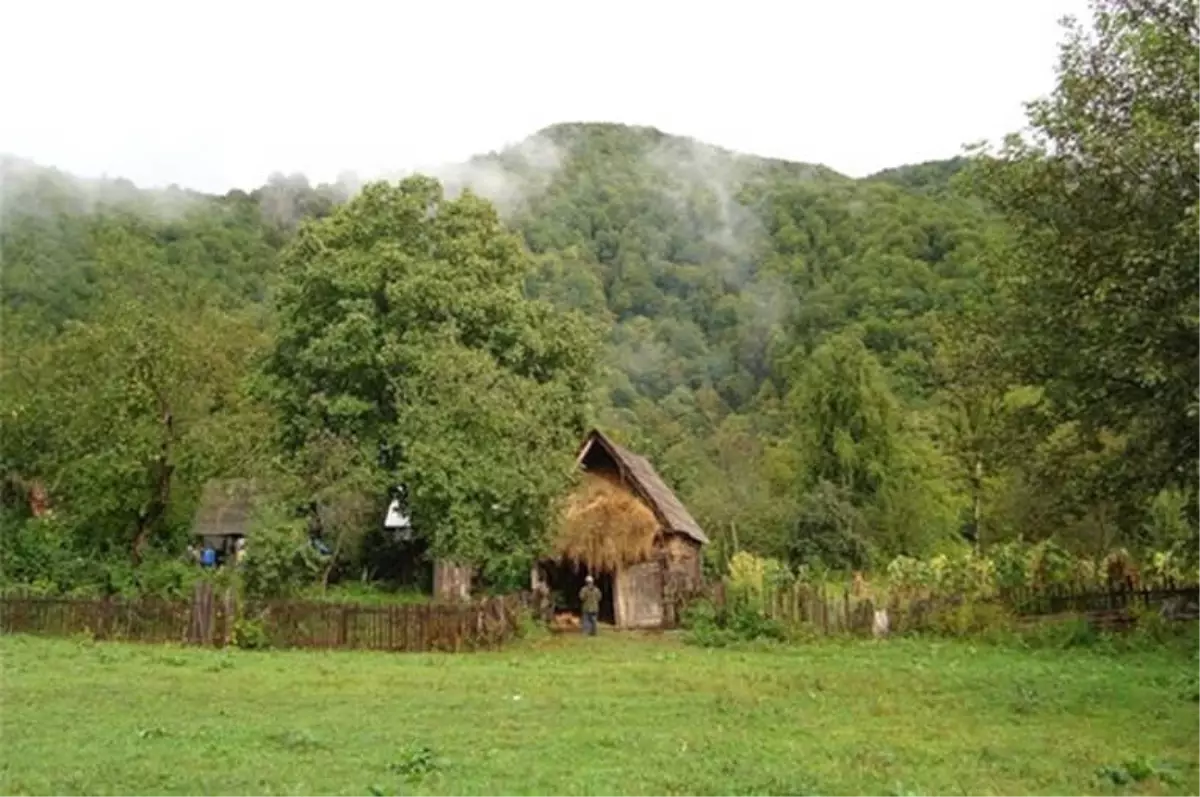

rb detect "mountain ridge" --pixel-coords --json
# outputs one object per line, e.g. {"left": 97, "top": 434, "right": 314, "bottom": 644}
{"left": 1, "top": 121, "right": 962, "bottom": 202}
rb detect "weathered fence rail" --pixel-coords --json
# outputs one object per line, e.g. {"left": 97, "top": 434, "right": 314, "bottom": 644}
{"left": 241, "top": 593, "right": 525, "bottom": 652}
{"left": 1000, "top": 583, "right": 1198, "bottom": 615}
{"left": 693, "top": 581, "right": 1200, "bottom": 636}
{"left": 0, "top": 587, "right": 529, "bottom": 652}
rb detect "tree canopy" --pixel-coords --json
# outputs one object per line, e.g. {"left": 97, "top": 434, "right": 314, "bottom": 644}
{"left": 261, "top": 176, "right": 598, "bottom": 572}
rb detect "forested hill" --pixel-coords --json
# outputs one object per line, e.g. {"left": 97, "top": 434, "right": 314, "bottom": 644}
{"left": 3, "top": 0, "right": 1197, "bottom": 603}
{"left": 2, "top": 122, "right": 992, "bottom": 408}
{"left": 0, "top": 125, "right": 999, "bottom": 570}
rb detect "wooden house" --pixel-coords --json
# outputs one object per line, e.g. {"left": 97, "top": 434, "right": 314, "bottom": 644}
{"left": 537, "top": 429, "right": 708, "bottom": 629}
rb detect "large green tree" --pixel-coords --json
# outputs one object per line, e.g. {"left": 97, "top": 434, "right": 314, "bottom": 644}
{"left": 0, "top": 283, "right": 269, "bottom": 564}
{"left": 263, "top": 176, "right": 598, "bottom": 571}
{"left": 969, "top": 0, "right": 1199, "bottom": 512}
{"left": 783, "top": 330, "right": 962, "bottom": 568}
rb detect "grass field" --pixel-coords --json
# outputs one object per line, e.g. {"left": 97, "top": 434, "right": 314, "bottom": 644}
{"left": 1, "top": 631, "right": 1197, "bottom": 796}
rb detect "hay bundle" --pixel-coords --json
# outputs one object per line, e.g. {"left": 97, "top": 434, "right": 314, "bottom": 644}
{"left": 553, "top": 472, "right": 660, "bottom": 572}
{"left": 552, "top": 612, "right": 581, "bottom": 630}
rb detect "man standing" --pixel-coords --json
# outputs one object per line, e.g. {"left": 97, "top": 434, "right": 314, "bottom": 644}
{"left": 579, "top": 575, "right": 601, "bottom": 637}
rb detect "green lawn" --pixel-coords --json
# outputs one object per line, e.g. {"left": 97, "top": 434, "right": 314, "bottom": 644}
{"left": 1, "top": 631, "right": 1197, "bottom": 796}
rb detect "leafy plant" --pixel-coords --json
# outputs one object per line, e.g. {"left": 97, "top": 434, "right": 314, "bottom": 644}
{"left": 390, "top": 743, "right": 439, "bottom": 779}
{"left": 231, "top": 617, "right": 271, "bottom": 650}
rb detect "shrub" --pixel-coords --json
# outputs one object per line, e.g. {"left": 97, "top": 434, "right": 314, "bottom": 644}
{"left": 928, "top": 600, "right": 1015, "bottom": 638}
{"left": 1027, "top": 539, "right": 1074, "bottom": 588}
{"left": 133, "top": 556, "right": 203, "bottom": 599}
{"left": 680, "top": 594, "right": 785, "bottom": 647}
{"left": 726, "top": 600, "right": 786, "bottom": 642}
{"left": 991, "top": 540, "right": 1031, "bottom": 591}
{"left": 513, "top": 606, "right": 549, "bottom": 641}
{"left": 727, "top": 552, "right": 790, "bottom": 610}
{"left": 231, "top": 616, "right": 271, "bottom": 650}
{"left": 886, "top": 555, "right": 927, "bottom": 600}
{"left": 1143, "top": 549, "right": 1187, "bottom": 587}
{"left": 241, "top": 504, "right": 322, "bottom": 600}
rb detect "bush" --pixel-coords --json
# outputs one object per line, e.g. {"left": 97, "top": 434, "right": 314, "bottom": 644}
{"left": 513, "top": 606, "right": 549, "bottom": 641}
{"left": 927, "top": 600, "right": 1015, "bottom": 639}
{"left": 679, "top": 598, "right": 730, "bottom": 647}
{"left": 0, "top": 513, "right": 116, "bottom": 595}
{"left": 727, "top": 601, "right": 786, "bottom": 641}
{"left": 727, "top": 552, "right": 791, "bottom": 607}
{"left": 1027, "top": 539, "right": 1074, "bottom": 589}
{"left": 133, "top": 556, "right": 203, "bottom": 599}
{"left": 231, "top": 616, "right": 271, "bottom": 650}
{"left": 241, "top": 504, "right": 322, "bottom": 600}
{"left": 679, "top": 595, "right": 785, "bottom": 647}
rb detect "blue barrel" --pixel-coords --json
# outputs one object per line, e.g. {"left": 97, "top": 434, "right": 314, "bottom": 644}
{"left": 201, "top": 548, "right": 217, "bottom": 567}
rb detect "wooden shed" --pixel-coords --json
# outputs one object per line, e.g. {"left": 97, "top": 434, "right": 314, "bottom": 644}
{"left": 191, "top": 479, "right": 259, "bottom": 565}
{"left": 538, "top": 429, "right": 708, "bottom": 629}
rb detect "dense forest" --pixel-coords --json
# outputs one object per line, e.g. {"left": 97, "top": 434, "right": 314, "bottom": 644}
{"left": 1, "top": 0, "right": 1196, "bottom": 597}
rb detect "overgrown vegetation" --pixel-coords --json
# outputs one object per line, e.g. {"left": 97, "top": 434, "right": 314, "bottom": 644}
{"left": 679, "top": 550, "right": 1200, "bottom": 650}
{"left": 0, "top": 0, "right": 1195, "bottom": 601}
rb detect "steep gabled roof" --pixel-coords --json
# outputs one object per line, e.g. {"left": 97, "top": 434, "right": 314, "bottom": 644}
{"left": 575, "top": 429, "right": 709, "bottom": 545}
{"left": 192, "top": 479, "right": 260, "bottom": 538}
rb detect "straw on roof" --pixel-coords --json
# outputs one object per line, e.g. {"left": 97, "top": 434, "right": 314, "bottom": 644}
{"left": 575, "top": 429, "right": 709, "bottom": 545}
{"left": 552, "top": 471, "right": 660, "bottom": 572}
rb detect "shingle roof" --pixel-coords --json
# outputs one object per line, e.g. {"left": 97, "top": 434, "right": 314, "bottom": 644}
{"left": 192, "top": 479, "right": 259, "bottom": 538}
{"left": 575, "top": 429, "right": 709, "bottom": 545}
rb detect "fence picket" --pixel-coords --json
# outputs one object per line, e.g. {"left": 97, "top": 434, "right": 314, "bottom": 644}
{"left": 0, "top": 592, "right": 528, "bottom": 653}
{"left": 687, "top": 581, "right": 1198, "bottom": 638}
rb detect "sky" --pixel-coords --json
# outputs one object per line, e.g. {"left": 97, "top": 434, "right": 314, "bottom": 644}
{"left": 2, "top": 0, "right": 1094, "bottom": 194}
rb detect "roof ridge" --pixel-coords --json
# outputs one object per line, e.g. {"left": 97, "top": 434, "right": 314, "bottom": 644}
{"left": 579, "top": 429, "right": 709, "bottom": 545}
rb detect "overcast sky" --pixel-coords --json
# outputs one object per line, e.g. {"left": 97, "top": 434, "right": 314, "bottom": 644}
{"left": 3, "top": 0, "right": 1092, "bottom": 194}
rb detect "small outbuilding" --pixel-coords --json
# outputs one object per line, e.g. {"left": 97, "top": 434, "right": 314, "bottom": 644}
{"left": 191, "top": 479, "right": 260, "bottom": 566}
{"left": 536, "top": 429, "right": 708, "bottom": 629}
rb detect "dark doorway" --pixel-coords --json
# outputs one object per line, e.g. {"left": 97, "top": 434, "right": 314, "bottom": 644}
{"left": 359, "top": 528, "right": 432, "bottom": 592}
{"left": 542, "top": 560, "right": 615, "bottom": 625}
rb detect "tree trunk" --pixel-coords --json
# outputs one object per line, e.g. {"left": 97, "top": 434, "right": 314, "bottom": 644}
{"left": 132, "top": 410, "right": 174, "bottom": 565}
{"left": 321, "top": 534, "right": 342, "bottom": 592}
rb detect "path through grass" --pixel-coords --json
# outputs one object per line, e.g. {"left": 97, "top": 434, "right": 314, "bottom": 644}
{"left": 1, "top": 632, "right": 1196, "bottom": 795}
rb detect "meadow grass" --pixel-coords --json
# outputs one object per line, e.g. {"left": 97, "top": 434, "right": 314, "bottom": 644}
{"left": 1, "top": 631, "right": 1196, "bottom": 795}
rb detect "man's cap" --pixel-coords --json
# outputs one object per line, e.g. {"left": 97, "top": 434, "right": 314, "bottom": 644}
{"left": 585, "top": 575, "right": 594, "bottom": 582}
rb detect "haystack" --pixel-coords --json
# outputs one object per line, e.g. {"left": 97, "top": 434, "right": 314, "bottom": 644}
{"left": 552, "top": 471, "right": 659, "bottom": 572}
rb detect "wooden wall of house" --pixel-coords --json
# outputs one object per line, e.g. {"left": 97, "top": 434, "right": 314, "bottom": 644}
{"left": 611, "top": 535, "right": 704, "bottom": 629}
{"left": 659, "top": 534, "right": 704, "bottom": 627}
{"left": 615, "top": 559, "right": 664, "bottom": 628}
{"left": 663, "top": 534, "right": 703, "bottom": 588}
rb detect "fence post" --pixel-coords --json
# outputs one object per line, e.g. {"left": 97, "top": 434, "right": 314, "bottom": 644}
{"left": 221, "top": 588, "right": 236, "bottom": 647}
{"left": 335, "top": 605, "right": 345, "bottom": 647}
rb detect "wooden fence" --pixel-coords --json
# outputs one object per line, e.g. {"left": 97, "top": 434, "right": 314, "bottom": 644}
{"left": 0, "top": 584, "right": 529, "bottom": 653}
{"left": 6, "top": 583, "right": 1195, "bottom": 647}
{"left": 698, "top": 581, "right": 1200, "bottom": 636}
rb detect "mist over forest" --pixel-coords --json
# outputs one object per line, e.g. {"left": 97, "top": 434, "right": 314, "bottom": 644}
{"left": 1, "top": 0, "right": 1195, "bottom": 598}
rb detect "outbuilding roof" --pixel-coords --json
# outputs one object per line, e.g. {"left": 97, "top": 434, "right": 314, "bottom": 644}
{"left": 575, "top": 429, "right": 709, "bottom": 545}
